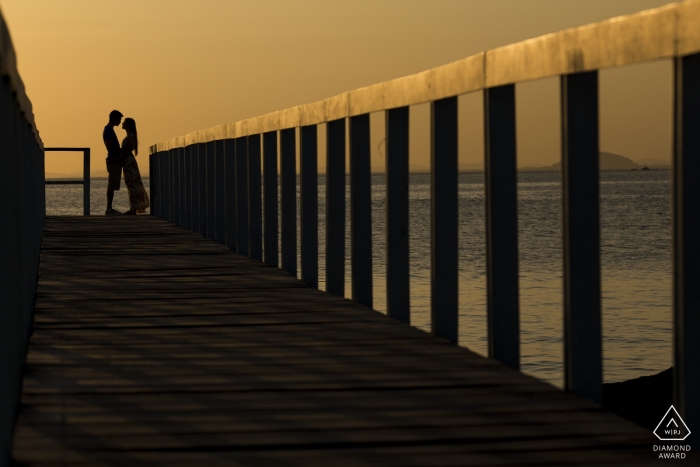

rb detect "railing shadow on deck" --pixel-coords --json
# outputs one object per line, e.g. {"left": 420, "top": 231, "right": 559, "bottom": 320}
{"left": 145, "top": 0, "right": 698, "bottom": 445}
{"left": 0, "top": 10, "right": 44, "bottom": 465}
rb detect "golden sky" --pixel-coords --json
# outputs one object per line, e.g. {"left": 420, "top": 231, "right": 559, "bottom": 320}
{"left": 1, "top": 0, "right": 673, "bottom": 176}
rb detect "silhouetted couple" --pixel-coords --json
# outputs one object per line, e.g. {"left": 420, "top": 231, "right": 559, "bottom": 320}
{"left": 103, "top": 110, "right": 150, "bottom": 215}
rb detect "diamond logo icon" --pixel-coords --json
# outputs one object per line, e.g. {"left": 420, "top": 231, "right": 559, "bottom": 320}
{"left": 654, "top": 406, "right": 691, "bottom": 441}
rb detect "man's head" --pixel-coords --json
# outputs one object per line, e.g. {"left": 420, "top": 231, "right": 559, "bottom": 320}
{"left": 108, "top": 110, "right": 123, "bottom": 127}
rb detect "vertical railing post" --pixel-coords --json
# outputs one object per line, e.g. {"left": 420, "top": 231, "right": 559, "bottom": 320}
{"left": 169, "top": 148, "right": 174, "bottom": 222}
{"left": 198, "top": 142, "right": 207, "bottom": 236}
{"left": 185, "top": 145, "right": 193, "bottom": 230}
{"left": 673, "top": 52, "right": 700, "bottom": 438}
{"left": 173, "top": 147, "right": 180, "bottom": 225}
{"left": 149, "top": 151, "right": 156, "bottom": 217}
{"left": 191, "top": 144, "right": 200, "bottom": 233}
{"left": 170, "top": 149, "right": 176, "bottom": 223}
{"left": 152, "top": 151, "right": 163, "bottom": 218}
{"left": 155, "top": 152, "right": 162, "bottom": 218}
{"left": 177, "top": 146, "right": 187, "bottom": 227}
{"left": 206, "top": 141, "right": 216, "bottom": 239}
{"left": 83, "top": 148, "right": 90, "bottom": 215}
{"left": 431, "top": 97, "right": 459, "bottom": 344}
{"left": 215, "top": 139, "right": 226, "bottom": 243}
{"left": 349, "top": 114, "right": 373, "bottom": 308}
{"left": 163, "top": 151, "right": 169, "bottom": 219}
{"left": 171, "top": 148, "right": 176, "bottom": 222}
{"left": 166, "top": 149, "right": 176, "bottom": 223}
{"left": 160, "top": 151, "right": 165, "bottom": 218}
{"left": 385, "top": 107, "right": 410, "bottom": 323}
{"left": 156, "top": 151, "right": 162, "bottom": 218}
{"left": 561, "top": 70, "right": 602, "bottom": 403}
{"left": 162, "top": 151, "right": 167, "bottom": 219}
{"left": 167, "top": 148, "right": 177, "bottom": 224}
{"left": 171, "top": 148, "right": 177, "bottom": 222}
{"left": 236, "top": 137, "right": 249, "bottom": 256}
{"left": 280, "top": 128, "right": 297, "bottom": 276}
{"left": 166, "top": 151, "right": 171, "bottom": 220}
{"left": 300, "top": 125, "right": 318, "bottom": 287}
{"left": 326, "top": 119, "right": 346, "bottom": 297}
{"left": 263, "top": 131, "right": 278, "bottom": 266}
{"left": 168, "top": 148, "right": 178, "bottom": 224}
{"left": 484, "top": 85, "right": 520, "bottom": 370}
{"left": 162, "top": 150, "right": 168, "bottom": 220}
{"left": 173, "top": 147, "right": 184, "bottom": 226}
{"left": 248, "top": 134, "right": 262, "bottom": 261}
{"left": 225, "top": 139, "right": 237, "bottom": 251}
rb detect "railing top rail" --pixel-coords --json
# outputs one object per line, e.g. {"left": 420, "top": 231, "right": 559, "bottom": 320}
{"left": 44, "top": 147, "right": 90, "bottom": 152}
{"left": 150, "top": 0, "right": 700, "bottom": 155}
{"left": 0, "top": 7, "right": 43, "bottom": 149}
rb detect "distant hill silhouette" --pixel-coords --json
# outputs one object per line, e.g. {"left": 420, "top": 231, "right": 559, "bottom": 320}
{"left": 550, "top": 152, "right": 642, "bottom": 170}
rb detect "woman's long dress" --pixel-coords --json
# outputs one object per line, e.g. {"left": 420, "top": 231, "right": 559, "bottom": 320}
{"left": 121, "top": 134, "right": 150, "bottom": 213}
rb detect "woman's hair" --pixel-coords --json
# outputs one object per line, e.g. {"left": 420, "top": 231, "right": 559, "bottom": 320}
{"left": 124, "top": 118, "right": 138, "bottom": 155}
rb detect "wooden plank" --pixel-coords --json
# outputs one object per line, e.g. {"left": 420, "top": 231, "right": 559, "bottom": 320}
{"left": 10, "top": 217, "right": 674, "bottom": 466}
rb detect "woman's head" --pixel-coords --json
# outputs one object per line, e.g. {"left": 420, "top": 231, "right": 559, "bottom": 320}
{"left": 122, "top": 118, "right": 136, "bottom": 134}
{"left": 121, "top": 118, "right": 138, "bottom": 155}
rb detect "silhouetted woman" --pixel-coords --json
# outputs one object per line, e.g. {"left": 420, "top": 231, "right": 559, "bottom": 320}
{"left": 121, "top": 118, "right": 150, "bottom": 214}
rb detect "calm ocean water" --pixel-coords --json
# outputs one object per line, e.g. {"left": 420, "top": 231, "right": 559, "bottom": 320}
{"left": 46, "top": 170, "right": 672, "bottom": 387}
{"left": 45, "top": 177, "right": 151, "bottom": 216}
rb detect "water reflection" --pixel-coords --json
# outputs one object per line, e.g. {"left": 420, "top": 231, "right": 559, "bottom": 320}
{"left": 47, "top": 171, "right": 672, "bottom": 387}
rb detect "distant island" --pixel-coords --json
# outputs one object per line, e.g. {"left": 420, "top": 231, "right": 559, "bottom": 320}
{"left": 522, "top": 152, "right": 670, "bottom": 172}
{"left": 549, "top": 152, "right": 643, "bottom": 171}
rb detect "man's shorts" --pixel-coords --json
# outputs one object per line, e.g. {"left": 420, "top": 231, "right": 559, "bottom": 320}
{"left": 106, "top": 158, "right": 123, "bottom": 191}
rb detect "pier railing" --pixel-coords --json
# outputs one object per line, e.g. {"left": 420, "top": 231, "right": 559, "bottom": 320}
{"left": 149, "top": 0, "right": 700, "bottom": 433}
{"left": 44, "top": 147, "right": 90, "bottom": 216}
{"left": 0, "top": 11, "right": 45, "bottom": 464}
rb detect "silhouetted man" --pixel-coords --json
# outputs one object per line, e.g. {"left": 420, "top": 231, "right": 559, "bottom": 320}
{"left": 104, "top": 110, "right": 123, "bottom": 215}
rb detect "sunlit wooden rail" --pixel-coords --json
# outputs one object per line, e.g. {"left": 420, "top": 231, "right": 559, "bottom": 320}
{"left": 149, "top": 0, "right": 700, "bottom": 436}
{"left": 11, "top": 216, "right": 667, "bottom": 465}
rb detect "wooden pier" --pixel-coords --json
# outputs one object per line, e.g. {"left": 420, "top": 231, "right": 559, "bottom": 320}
{"left": 4, "top": 2, "right": 700, "bottom": 464}
{"left": 10, "top": 216, "right": 669, "bottom": 466}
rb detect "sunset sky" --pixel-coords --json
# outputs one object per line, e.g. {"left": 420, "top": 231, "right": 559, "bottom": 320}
{"left": 1, "top": 0, "right": 674, "bottom": 176}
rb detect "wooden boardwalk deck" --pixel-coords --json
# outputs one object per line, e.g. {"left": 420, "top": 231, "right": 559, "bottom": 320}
{"left": 10, "top": 216, "right": 675, "bottom": 466}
